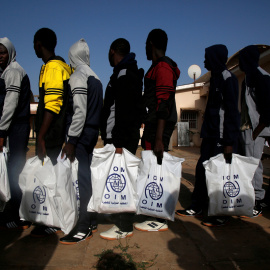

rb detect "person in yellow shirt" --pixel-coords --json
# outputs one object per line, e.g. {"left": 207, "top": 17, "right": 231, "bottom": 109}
{"left": 31, "top": 28, "right": 71, "bottom": 237}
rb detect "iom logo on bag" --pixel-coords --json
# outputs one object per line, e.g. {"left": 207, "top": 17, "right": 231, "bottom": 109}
{"left": 106, "top": 167, "right": 126, "bottom": 193}
{"left": 223, "top": 175, "right": 240, "bottom": 198}
{"left": 145, "top": 182, "right": 163, "bottom": 200}
{"left": 33, "top": 186, "right": 46, "bottom": 204}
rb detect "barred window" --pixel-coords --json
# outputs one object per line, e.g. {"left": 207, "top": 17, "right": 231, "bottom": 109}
{"left": 180, "top": 110, "right": 198, "bottom": 129}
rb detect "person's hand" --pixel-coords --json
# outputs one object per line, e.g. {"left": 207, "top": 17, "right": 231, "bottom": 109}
{"left": 154, "top": 138, "right": 164, "bottom": 165}
{"left": 224, "top": 145, "right": 233, "bottom": 164}
{"left": 115, "top": 148, "right": 123, "bottom": 154}
{"left": 0, "top": 137, "right": 4, "bottom": 152}
{"left": 62, "top": 143, "right": 76, "bottom": 162}
{"left": 37, "top": 136, "right": 46, "bottom": 162}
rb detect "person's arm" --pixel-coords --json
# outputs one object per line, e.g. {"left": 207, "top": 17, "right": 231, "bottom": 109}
{"left": 253, "top": 71, "right": 270, "bottom": 139}
{"left": 222, "top": 72, "right": 240, "bottom": 163}
{"left": 154, "top": 64, "right": 175, "bottom": 162}
{"left": 113, "top": 69, "right": 141, "bottom": 153}
{"left": 0, "top": 69, "right": 22, "bottom": 151}
{"left": 37, "top": 110, "right": 54, "bottom": 160}
{"left": 62, "top": 73, "right": 87, "bottom": 162}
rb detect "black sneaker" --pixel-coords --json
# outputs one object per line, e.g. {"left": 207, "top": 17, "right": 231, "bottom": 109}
{"left": 31, "top": 225, "right": 61, "bottom": 238}
{"left": 176, "top": 207, "right": 202, "bottom": 217}
{"left": 202, "top": 216, "right": 230, "bottom": 227}
{"left": 241, "top": 200, "right": 263, "bottom": 218}
{"left": 0, "top": 220, "right": 32, "bottom": 230}
{"left": 90, "top": 224, "right": 98, "bottom": 233}
{"left": 60, "top": 227, "right": 93, "bottom": 245}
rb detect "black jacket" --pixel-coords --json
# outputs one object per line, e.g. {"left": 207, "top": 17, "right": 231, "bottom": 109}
{"left": 100, "top": 53, "right": 144, "bottom": 152}
{"left": 201, "top": 45, "right": 240, "bottom": 146}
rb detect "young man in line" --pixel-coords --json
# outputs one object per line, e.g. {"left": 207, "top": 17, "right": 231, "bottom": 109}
{"left": 59, "top": 38, "right": 103, "bottom": 244}
{"left": 0, "top": 38, "right": 31, "bottom": 230}
{"left": 176, "top": 44, "right": 240, "bottom": 226}
{"left": 239, "top": 45, "right": 270, "bottom": 217}
{"left": 100, "top": 38, "right": 144, "bottom": 240}
{"left": 32, "top": 28, "right": 72, "bottom": 237}
{"left": 134, "top": 29, "right": 180, "bottom": 232}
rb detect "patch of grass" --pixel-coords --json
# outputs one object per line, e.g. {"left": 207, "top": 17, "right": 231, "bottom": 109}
{"left": 94, "top": 238, "right": 158, "bottom": 269}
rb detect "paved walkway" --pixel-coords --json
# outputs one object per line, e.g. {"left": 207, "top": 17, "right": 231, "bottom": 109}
{"left": 0, "top": 143, "right": 270, "bottom": 269}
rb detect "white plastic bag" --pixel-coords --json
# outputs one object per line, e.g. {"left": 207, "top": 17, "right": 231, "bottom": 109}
{"left": 0, "top": 147, "right": 10, "bottom": 203}
{"left": 136, "top": 151, "right": 184, "bottom": 221}
{"left": 54, "top": 155, "right": 79, "bottom": 234}
{"left": 203, "top": 153, "right": 259, "bottom": 217}
{"left": 88, "top": 144, "right": 140, "bottom": 214}
{"left": 19, "top": 156, "right": 61, "bottom": 228}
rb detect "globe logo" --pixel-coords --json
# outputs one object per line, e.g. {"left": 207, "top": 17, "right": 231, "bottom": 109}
{"left": 145, "top": 182, "right": 163, "bottom": 200}
{"left": 106, "top": 173, "right": 126, "bottom": 193}
{"left": 33, "top": 186, "right": 46, "bottom": 204}
{"left": 223, "top": 181, "right": 240, "bottom": 198}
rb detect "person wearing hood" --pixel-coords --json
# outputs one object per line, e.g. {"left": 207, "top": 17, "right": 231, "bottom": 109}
{"left": 0, "top": 38, "right": 31, "bottom": 230}
{"left": 134, "top": 29, "right": 180, "bottom": 232}
{"left": 100, "top": 38, "right": 144, "bottom": 240}
{"left": 59, "top": 39, "right": 103, "bottom": 244}
{"left": 176, "top": 44, "right": 240, "bottom": 226}
{"left": 239, "top": 45, "right": 270, "bottom": 217}
{"left": 32, "top": 28, "right": 72, "bottom": 237}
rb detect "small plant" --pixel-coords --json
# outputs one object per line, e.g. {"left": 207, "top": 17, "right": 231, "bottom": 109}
{"left": 94, "top": 238, "right": 158, "bottom": 270}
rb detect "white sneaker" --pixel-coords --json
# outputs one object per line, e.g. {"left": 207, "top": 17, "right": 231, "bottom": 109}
{"left": 100, "top": 225, "right": 133, "bottom": 240}
{"left": 134, "top": 220, "right": 168, "bottom": 232}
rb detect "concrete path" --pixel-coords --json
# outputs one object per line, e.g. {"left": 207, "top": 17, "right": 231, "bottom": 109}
{"left": 0, "top": 145, "right": 270, "bottom": 270}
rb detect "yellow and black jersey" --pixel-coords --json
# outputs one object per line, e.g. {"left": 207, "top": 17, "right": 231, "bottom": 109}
{"left": 36, "top": 56, "right": 72, "bottom": 148}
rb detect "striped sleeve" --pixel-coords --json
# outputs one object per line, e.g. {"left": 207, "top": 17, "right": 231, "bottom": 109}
{"left": 0, "top": 69, "right": 22, "bottom": 137}
{"left": 44, "top": 68, "right": 65, "bottom": 114}
{"left": 67, "top": 74, "right": 87, "bottom": 144}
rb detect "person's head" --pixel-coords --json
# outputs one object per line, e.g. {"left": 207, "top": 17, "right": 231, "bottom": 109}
{"left": 0, "top": 37, "right": 16, "bottom": 70}
{"left": 69, "top": 38, "right": 90, "bottom": 69}
{"left": 33, "top": 28, "right": 57, "bottom": 58}
{"left": 108, "top": 38, "right": 130, "bottom": 67}
{"left": 204, "top": 44, "right": 228, "bottom": 73}
{"left": 239, "top": 45, "right": 260, "bottom": 73}
{"left": 146, "top": 29, "right": 168, "bottom": 60}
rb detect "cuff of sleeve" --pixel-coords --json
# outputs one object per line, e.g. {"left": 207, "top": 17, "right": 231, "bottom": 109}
{"left": 67, "top": 136, "right": 79, "bottom": 145}
{"left": 0, "top": 130, "right": 7, "bottom": 138}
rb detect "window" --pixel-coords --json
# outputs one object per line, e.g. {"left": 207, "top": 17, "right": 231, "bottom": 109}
{"left": 180, "top": 110, "right": 198, "bottom": 129}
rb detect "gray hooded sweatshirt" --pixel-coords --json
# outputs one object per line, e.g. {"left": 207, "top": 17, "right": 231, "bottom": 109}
{"left": 66, "top": 39, "right": 103, "bottom": 145}
{"left": 0, "top": 37, "right": 30, "bottom": 138}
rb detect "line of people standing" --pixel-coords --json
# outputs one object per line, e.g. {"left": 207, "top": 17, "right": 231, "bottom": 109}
{"left": 0, "top": 27, "right": 269, "bottom": 245}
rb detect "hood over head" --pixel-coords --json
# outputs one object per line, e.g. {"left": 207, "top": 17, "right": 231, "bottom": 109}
{"left": 0, "top": 37, "right": 16, "bottom": 66}
{"left": 68, "top": 39, "right": 90, "bottom": 69}
{"left": 205, "top": 44, "right": 228, "bottom": 73}
{"left": 239, "top": 45, "right": 259, "bottom": 73}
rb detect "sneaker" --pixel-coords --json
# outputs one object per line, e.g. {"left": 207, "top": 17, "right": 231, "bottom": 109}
{"left": 31, "top": 225, "right": 61, "bottom": 238}
{"left": 241, "top": 200, "right": 263, "bottom": 218}
{"left": 202, "top": 216, "right": 230, "bottom": 227}
{"left": 134, "top": 220, "right": 168, "bottom": 232}
{"left": 60, "top": 228, "right": 93, "bottom": 245}
{"left": 100, "top": 225, "right": 133, "bottom": 240}
{"left": 176, "top": 207, "right": 202, "bottom": 217}
{"left": 0, "top": 220, "right": 32, "bottom": 230}
{"left": 90, "top": 224, "right": 98, "bottom": 233}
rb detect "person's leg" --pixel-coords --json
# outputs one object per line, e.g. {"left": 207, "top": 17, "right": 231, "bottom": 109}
{"left": 31, "top": 144, "right": 63, "bottom": 237}
{"left": 242, "top": 129, "right": 265, "bottom": 200}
